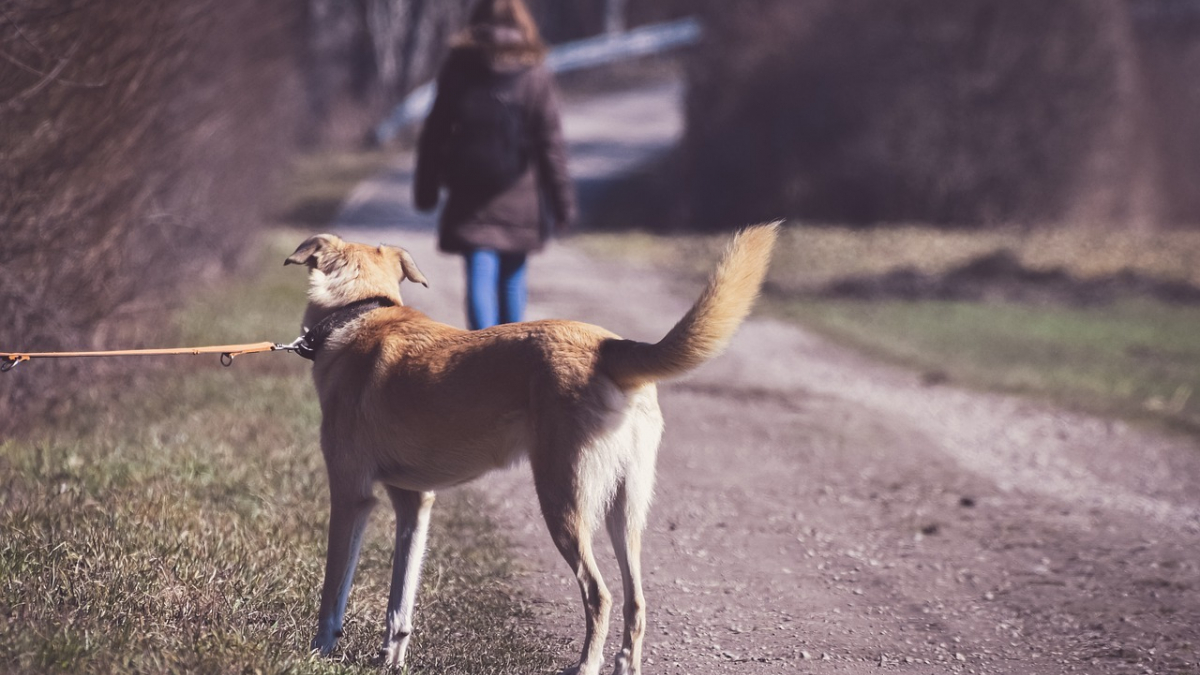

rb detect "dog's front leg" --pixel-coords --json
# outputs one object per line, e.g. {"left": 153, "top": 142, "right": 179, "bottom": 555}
{"left": 380, "top": 486, "right": 436, "bottom": 667}
{"left": 380, "top": 487, "right": 436, "bottom": 666}
{"left": 312, "top": 484, "right": 377, "bottom": 656}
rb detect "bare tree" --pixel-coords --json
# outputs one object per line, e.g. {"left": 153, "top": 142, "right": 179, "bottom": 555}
{"left": 0, "top": 0, "right": 305, "bottom": 429}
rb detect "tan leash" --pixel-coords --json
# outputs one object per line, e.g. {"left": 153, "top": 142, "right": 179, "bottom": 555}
{"left": 0, "top": 298, "right": 391, "bottom": 372}
{"left": 0, "top": 339, "right": 305, "bottom": 372}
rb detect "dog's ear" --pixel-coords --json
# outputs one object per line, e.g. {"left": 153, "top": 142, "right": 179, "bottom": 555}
{"left": 388, "top": 246, "right": 429, "bottom": 288}
{"left": 285, "top": 234, "right": 338, "bottom": 268}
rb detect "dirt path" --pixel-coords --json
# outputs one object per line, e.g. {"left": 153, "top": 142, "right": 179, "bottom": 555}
{"left": 336, "top": 82, "right": 1200, "bottom": 674}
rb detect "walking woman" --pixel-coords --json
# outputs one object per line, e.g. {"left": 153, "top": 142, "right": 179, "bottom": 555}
{"left": 414, "top": 0, "right": 575, "bottom": 330}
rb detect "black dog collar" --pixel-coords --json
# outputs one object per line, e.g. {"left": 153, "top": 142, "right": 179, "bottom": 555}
{"left": 297, "top": 297, "right": 394, "bottom": 360}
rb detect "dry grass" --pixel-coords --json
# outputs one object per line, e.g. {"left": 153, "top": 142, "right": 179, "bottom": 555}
{"left": 578, "top": 222, "right": 1200, "bottom": 291}
{"left": 275, "top": 151, "right": 399, "bottom": 229}
{"left": 766, "top": 224, "right": 1200, "bottom": 292}
{"left": 0, "top": 234, "right": 557, "bottom": 674}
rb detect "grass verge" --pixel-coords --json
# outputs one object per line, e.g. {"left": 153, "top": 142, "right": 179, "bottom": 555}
{"left": 275, "top": 150, "right": 398, "bottom": 229}
{"left": 771, "top": 297, "right": 1200, "bottom": 434}
{"left": 576, "top": 222, "right": 1200, "bottom": 434}
{"left": 0, "top": 232, "right": 557, "bottom": 674}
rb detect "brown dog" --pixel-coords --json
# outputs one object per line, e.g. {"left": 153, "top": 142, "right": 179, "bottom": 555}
{"left": 285, "top": 223, "right": 778, "bottom": 675}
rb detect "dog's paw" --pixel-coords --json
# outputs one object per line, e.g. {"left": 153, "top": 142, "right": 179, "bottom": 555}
{"left": 380, "top": 643, "right": 408, "bottom": 669}
{"left": 379, "top": 629, "right": 413, "bottom": 669}
{"left": 611, "top": 653, "right": 639, "bottom": 675}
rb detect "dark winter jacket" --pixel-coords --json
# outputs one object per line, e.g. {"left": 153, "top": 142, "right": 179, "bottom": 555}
{"left": 414, "top": 26, "right": 575, "bottom": 254}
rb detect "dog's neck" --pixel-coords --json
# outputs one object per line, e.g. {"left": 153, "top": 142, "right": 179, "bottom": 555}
{"left": 303, "top": 265, "right": 403, "bottom": 330}
{"left": 297, "top": 296, "right": 396, "bottom": 360}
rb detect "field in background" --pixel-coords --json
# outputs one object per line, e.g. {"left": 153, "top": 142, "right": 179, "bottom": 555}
{"left": 576, "top": 223, "right": 1200, "bottom": 434}
{"left": 0, "top": 232, "right": 555, "bottom": 674}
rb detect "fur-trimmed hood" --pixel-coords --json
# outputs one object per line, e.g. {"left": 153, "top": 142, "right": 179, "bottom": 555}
{"left": 451, "top": 24, "right": 546, "bottom": 71}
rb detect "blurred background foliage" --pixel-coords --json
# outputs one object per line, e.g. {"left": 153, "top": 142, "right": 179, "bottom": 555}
{"left": 685, "top": 0, "right": 1200, "bottom": 230}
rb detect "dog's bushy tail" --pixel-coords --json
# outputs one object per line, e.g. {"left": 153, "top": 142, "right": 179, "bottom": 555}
{"left": 600, "top": 222, "right": 780, "bottom": 388}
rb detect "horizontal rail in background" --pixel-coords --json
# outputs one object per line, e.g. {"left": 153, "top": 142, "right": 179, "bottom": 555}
{"left": 1129, "top": 0, "right": 1200, "bottom": 19}
{"left": 374, "top": 17, "right": 702, "bottom": 145}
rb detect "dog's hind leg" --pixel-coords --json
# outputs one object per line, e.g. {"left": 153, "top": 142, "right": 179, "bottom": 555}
{"left": 380, "top": 487, "right": 435, "bottom": 667}
{"left": 312, "top": 480, "right": 377, "bottom": 655}
{"left": 606, "top": 486, "right": 647, "bottom": 675}
{"left": 546, "top": 511, "right": 612, "bottom": 675}
{"left": 534, "top": 453, "right": 613, "bottom": 675}
{"left": 606, "top": 409, "right": 661, "bottom": 675}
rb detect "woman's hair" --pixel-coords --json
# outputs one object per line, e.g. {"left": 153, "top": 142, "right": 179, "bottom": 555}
{"left": 463, "top": 0, "right": 545, "bottom": 54}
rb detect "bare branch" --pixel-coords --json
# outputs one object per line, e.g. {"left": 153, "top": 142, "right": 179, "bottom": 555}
{"left": 1, "top": 37, "right": 84, "bottom": 110}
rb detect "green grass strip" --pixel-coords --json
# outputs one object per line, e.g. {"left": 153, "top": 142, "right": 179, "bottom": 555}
{"left": 771, "top": 297, "right": 1200, "bottom": 435}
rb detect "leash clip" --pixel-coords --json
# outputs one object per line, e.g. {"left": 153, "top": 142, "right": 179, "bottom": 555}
{"left": 274, "top": 335, "right": 315, "bottom": 360}
{"left": 274, "top": 336, "right": 306, "bottom": 353}
{"left": 1, "top": 356, "right": 27, "bottom": 372}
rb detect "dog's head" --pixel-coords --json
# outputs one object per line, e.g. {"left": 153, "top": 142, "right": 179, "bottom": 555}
{"left": 285, "top": 234, "right": 428, "bottom": 310}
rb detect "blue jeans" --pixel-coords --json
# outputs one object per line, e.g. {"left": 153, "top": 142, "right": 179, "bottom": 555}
{"left": 464, "top": 249, "right": 528, "bottom": 330}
